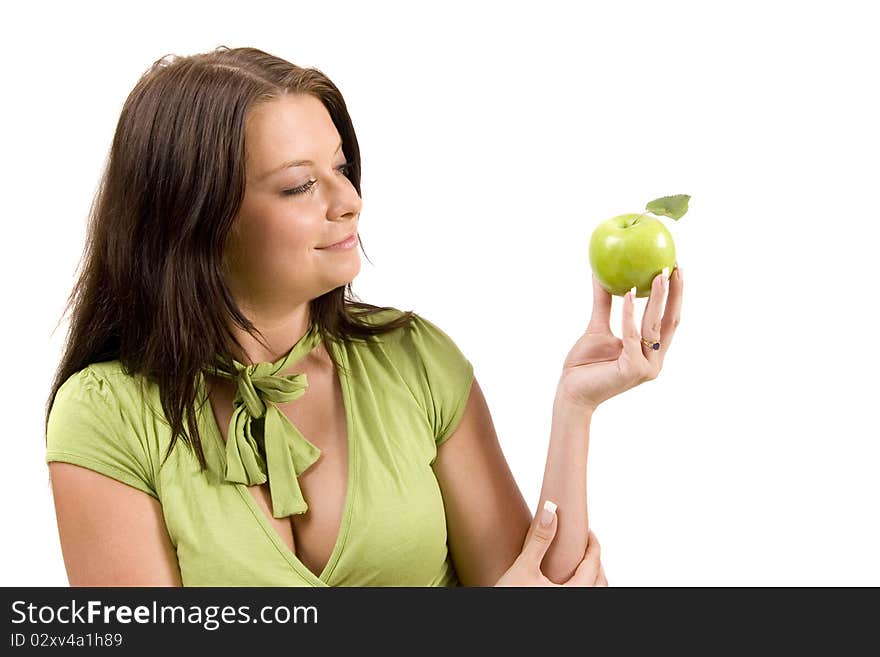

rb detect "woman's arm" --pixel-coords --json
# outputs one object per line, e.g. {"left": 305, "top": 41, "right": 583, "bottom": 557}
{"left": 531, "top": 388, "right": 592, "bottom": 583}
{"left": 48, "top": 462, "right": 182, "bottom": 586}
{"left": 431, "top": 376, "right": 592, "bottom": 586}
{"left": 431, "top": 378, "right": 532, "bottom": 586}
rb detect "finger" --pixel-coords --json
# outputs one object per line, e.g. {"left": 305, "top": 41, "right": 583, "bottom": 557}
{"left": 597, "top": 563, "right": 608, "bottom": 587}
{"left": 564, "top": 529, "right": 602, "bottom": 587}
{"left": 659, "top": 265, "right": 684, "bottom": 363}
{"left": 640, "top": 268, "right": 669, "bottom": 371}
{"left": 621, "top": 287, "right": 649, "bottom": 376}
{"left": 521, "top": 500, "right": 558, "bottom": 568}
{"left": 587, "top": 275, "right": 612, "bottom": 333}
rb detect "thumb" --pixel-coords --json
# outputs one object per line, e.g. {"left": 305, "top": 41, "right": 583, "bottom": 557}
{"left": 522, "top": 500, "right": 558, "bottom": 566}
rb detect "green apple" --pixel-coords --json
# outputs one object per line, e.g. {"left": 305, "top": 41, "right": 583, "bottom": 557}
{"left": 589, "top": 213, "right": 676, "bottom": 298}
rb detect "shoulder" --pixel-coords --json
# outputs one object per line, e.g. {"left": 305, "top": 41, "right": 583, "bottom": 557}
{"left": 50, "top": 360, "right": 156, "bottom": 437}
{"left": 339, "top": 304, "right": 473, "bottom": 387}
{"left": 353, "top": 306, "right": 463, "bottom": 354}
{"left": 55, "top": 360, "right": 150, "bottom": 413}
{"left": 355, "top": 307, "right": 474, "bottom": 440}
{"left": 47, "top": 361, "right": 162, "bottom": 499}
{"left": 400, "top": 312, "right": 470, "bottom": 371}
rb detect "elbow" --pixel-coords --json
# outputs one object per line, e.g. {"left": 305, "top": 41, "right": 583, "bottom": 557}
{"left": 540, "top": 546, "right": 586, "bottom": 585}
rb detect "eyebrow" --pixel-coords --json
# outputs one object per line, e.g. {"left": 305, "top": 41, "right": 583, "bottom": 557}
{"left": 259, "top": 140, "right": 344, "bottom": 180}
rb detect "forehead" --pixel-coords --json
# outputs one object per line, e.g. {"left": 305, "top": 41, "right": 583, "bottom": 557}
{"left": 245, "top": 94, "right": 340, "bottom": 172}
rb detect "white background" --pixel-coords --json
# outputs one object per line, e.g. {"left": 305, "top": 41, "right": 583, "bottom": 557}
{"left": 3, "top": 0, "right": 878, "bottom": 586}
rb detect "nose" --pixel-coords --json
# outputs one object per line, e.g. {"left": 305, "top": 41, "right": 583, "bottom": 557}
{"left": 327, "top": 174, "right": 362, "bottom": 221}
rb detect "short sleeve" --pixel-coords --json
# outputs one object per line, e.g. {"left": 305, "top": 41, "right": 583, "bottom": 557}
{"left": 46, "top": 366, "right": 159, "bottom": 499}
{"left": 405, "top": 314, "right": 475, "bottom": 447}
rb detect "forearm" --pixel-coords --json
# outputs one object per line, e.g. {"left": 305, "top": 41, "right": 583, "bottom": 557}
{"left": 536, "top": 386, "right": 592, "bottom": 583}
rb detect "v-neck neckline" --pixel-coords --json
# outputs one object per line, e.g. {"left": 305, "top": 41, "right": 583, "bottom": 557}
{"left": 200, "top": 332, "right": 358, "bottom": 587}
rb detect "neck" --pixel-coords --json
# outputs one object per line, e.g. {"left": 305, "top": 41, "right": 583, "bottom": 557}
{"left": 228, "top": 302, "right": 318, "bottom": 366}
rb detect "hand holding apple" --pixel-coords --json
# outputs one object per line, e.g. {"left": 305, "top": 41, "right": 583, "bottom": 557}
{"left": 558, "top": 267, "right": 684, "bottom": 413}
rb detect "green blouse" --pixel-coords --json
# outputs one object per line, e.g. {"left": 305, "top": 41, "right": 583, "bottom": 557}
{"left": 45, "top": 310, "right": 475, "bottom": 587}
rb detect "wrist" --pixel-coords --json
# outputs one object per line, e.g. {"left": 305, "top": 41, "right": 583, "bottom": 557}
{"left": 554, "top": 382, "right": 596, "bottom": 420}
{"left": 555, "top": 377, "right": 598, "bottom": 418}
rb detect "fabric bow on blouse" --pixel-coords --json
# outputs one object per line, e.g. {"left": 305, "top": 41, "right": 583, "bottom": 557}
{"left": 211, "top": 322, "right": 325, "bottom": 519}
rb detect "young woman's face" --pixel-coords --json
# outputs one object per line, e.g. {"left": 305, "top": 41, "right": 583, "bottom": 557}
{"left": 224, "top": 93, "right": 362, "bottom": 313}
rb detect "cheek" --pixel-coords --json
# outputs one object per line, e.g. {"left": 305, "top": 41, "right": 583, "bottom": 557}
{"left": 227, "top": 206, "right": 317, "bottom": 275}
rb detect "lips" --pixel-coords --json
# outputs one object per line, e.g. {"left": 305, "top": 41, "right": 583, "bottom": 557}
{"left": 318, "top": 231, "right": 357, "bottom": 249}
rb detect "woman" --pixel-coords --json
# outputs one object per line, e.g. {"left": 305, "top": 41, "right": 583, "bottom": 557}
{"left": 44, "top": 46, "right": 682, "bottom": 587}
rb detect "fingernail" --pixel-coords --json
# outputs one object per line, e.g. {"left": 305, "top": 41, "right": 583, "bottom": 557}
{"left": 661, "top": 266, "right": 669, "bottom": 282}
{"left": 540, "top": 500, "right": 557, "bottom": 527}
{"left": 629, "top": 286, "right": 637, "bottom": 301}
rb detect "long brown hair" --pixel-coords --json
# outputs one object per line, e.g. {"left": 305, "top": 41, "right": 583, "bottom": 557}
{"left": 45, "top": 46, "right": 415, "bottom": 471}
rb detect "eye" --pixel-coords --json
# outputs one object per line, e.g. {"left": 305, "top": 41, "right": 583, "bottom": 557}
{"left": 282, "top": 162, "right": 355, "bottom": 197}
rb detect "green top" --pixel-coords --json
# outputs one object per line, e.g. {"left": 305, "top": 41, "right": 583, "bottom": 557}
{"left": 45, "top": 310, "right": 475, "bottom": 587}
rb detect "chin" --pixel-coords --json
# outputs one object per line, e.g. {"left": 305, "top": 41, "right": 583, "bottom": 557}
{"left": 320, "top": 270, "right": 361, "bottom": 295}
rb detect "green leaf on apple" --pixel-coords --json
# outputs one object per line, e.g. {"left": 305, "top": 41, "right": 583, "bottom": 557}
{"left": 646, "top": 194, "right": 691, "bottom": 220}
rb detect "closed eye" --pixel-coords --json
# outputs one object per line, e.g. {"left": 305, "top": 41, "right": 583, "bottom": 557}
{"left": 282, "top": 162, "right": 355, "bottom": 197}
